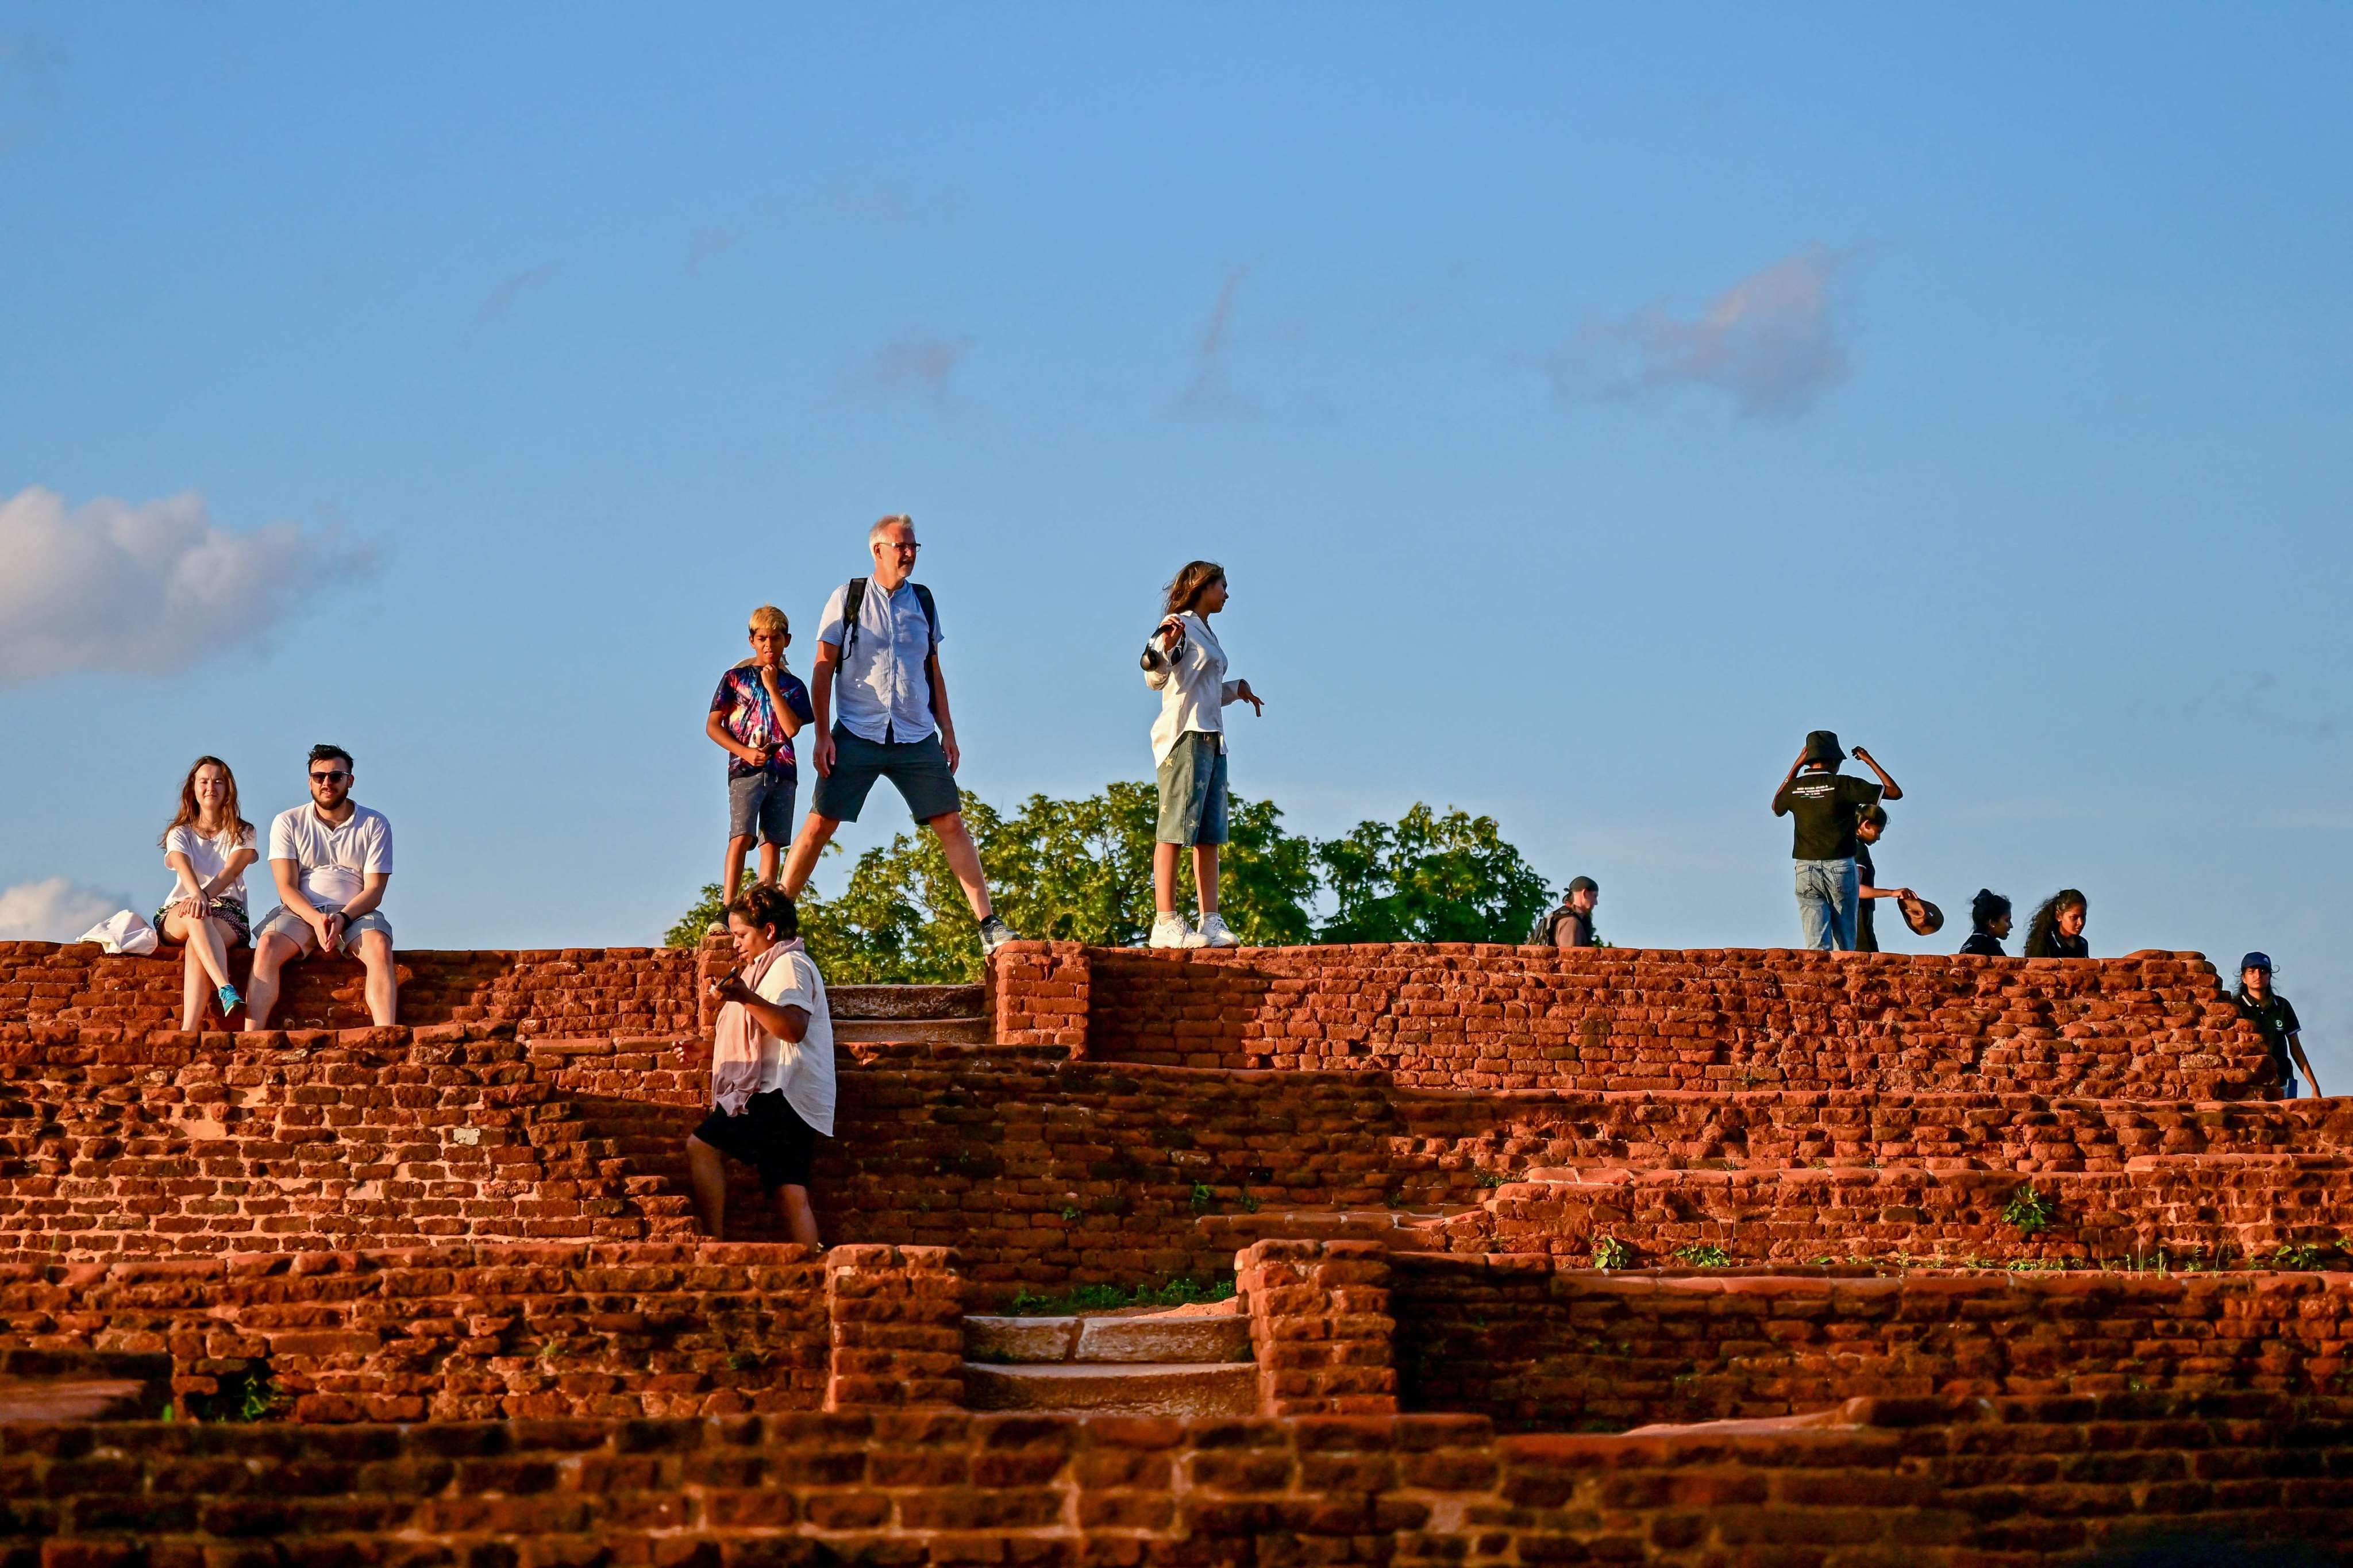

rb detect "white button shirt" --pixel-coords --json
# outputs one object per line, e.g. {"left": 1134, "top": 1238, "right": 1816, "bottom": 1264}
{"left": 1145, "top": 611, "right": 1242, "bottom": 766}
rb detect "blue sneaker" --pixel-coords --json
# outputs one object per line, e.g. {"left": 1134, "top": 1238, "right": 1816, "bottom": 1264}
{"left": 216, "top": 984, "right": 244, "bottom": 1018}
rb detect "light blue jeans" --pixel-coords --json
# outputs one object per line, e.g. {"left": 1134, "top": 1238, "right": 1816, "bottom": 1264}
{"left": 1794, "top": 858, "right": 1859, "bottom": 951}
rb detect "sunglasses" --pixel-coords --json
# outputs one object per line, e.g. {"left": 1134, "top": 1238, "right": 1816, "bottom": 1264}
{"left": 310, "top": 770, "right": 351, "bottom": 784}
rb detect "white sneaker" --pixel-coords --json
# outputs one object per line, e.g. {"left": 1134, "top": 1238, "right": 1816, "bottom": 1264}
{"left": 1149, "top": 912, "right": 1207, "bottom": 949}
{"left": 1196, "top": 913, "right": 1240, "bottom": 949}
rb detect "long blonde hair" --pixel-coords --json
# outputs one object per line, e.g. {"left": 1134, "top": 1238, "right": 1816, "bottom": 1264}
{"left": 160, "top": 756, "right": 255, "bottom": 849}
{"left": 1162, "top": 560, "right": 1226, "bottom": 617}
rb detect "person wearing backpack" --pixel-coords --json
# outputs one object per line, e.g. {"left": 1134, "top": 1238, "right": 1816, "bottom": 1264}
{"left": 1530, "top": 877, "right": 1600, "bottom": 949}
{"left": 1141, "top": 560, "right": 1264, "bottom": 948}
{"left": 778, "top": 515, "right": 1019, "bottom": 957}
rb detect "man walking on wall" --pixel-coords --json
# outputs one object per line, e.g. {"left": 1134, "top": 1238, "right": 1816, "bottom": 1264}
{"left": 1771, "top": 730, "right": 1903, "bottom": 951}
{"left": 779, "top": 515, "right": 1020, "bottom": 957}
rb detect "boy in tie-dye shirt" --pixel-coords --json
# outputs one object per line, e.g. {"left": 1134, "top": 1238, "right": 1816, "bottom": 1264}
{"left": 707, "top": 606, "right": 815, "bottom": 901}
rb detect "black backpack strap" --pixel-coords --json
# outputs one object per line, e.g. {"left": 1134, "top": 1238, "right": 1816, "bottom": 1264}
{"left": 911, "top": 583, "right": 938, "bottom": 653}
{"left": 838, "top": 578, "right": 867, "bottom": 664}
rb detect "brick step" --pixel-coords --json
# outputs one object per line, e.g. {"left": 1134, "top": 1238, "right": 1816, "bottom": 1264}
{"left": 1195, "top": 1206, "right": 1466, "bottom": 1251}
{"left": 966, "top": 1305, "right": 1250, "bottom": 1366}
{"left": 831, "top": 1018, "right": 989, "bottom": 1045}
{"left": 827, "top": 985, "right": 986, "bottom": 1022}
{"left": 961, "top": 1361, "right": 1257, "bottom": 1417}
{"left": 1441, "top": 1158, "right": 2353, "bottom": 1267}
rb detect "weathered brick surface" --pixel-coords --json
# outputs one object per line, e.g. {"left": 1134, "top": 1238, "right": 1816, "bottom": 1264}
{"left": 0, "top": 940, "right": 699, "bottom": 1037}
{"left": 1021, "top": 943, "right": 2275, "bottom": 1096}
{"left": 824, "top": 1245, "right": 964, "bottom": 1409}
{"left": 5, "top": 1394, "right": 2347, "bottom": 1561}
{"left": 1237, "top": 1239, "right": 1398, "bottom": 1416}
{"left": 0, "top": 1242, "right": 831, "bottom": 1422}
{"left": 1395, "top": 1257, "right": 2353, "bottom": 1431}
{"left": 1440, "top": 1158, "right": 2353, "bottom": 1266}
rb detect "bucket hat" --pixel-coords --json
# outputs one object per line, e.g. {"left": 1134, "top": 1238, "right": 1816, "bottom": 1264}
{"left": 1801, "top": 730, "right": 1846, "bottom": 765}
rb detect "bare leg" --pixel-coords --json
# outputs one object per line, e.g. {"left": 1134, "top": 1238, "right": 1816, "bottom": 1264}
{"left": 178, "top": 945, "right": 209, "bottom": 1033}
{"left": 757, "top": 839, "right": 782, "bottom": 885}
{"left": 1193, "top": 843, "right": 1220, "bottom": 915}
{"left": 1153, "top": 842, "right": 1183, "bottom": 915}
{"left": 779, "top": 814, "right": 841, "bottom": 899}
{"left": 721, "top": 836, "right": 752, "bottom": 906}
{"left": 687, "top": 1135, "right": 728, "bottom": 1238}
{"left": 164, "top": 910, "right": 234, "bottom": 995}
{"left": 925, "top": 811, "right": 993, "bottom": 920}
{"left": 355, "top": 931, "right": 399, "bottom": 1027}
{"left": 244, "top": 933, "right": 301, "bottom": 1031}
{"left": 778, "top": 1184, "right": 821, "bottom": 1249}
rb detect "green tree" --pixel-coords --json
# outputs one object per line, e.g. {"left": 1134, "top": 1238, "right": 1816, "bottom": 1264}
{"left": 1313, "top": 802, "right": 1551, "bottom": 944}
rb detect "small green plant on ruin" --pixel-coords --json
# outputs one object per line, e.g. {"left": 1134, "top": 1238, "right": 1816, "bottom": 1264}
{"left": 1188, "top": 1182, "right": 1215, "bottom": 1213}
{"left": 1006, "top": 1277, "right": 1235, "bottom": 1317}
{"left": 2269, "top": 1242, "right": 2337, "bottom": 1270}
{"left": 1239, "top": 1193, "right": 1261, "bottom": 1213}
{"left": 187, "top": 1367, "right": 290, "bottom": 1423}
{"left": 1059, "top": 1205, "right": 1081, "bottom": 1222}
{"left": 1591, "top": 1235, "right": 1635, "bottom": 1271}
{"left": 1475, "top": 1170, "right": 1511, "bottom": 1188}
{"left": 1674, "top": 1242, "right": 1732, "bottom": 1269}
{"left": 2001, "top": 1182, "right": 2058, "bottom": 1238}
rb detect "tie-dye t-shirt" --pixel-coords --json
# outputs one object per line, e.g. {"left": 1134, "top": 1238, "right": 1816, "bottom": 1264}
{"left": 711, "top": 662, "right": 815, "bottom": 780}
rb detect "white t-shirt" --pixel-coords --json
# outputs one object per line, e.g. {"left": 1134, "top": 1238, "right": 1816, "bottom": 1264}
{"left": 752, "top": 946, "right": 836, "bottom": 1136}
{"left": 267, "top": 802, "right": 394, "bottom": 908}
{"left": 162, "top": 824, "right": 253, "bottom": 907}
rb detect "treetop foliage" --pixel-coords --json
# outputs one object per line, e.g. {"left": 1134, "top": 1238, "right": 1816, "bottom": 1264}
{"left": 668, "top": 782, "right": 1552, "bottom": 983}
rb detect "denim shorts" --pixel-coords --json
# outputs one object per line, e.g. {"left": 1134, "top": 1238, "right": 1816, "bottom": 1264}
{"left": 728, "top": 771, "right": 798, "bottom": 846}
{"left": 1156, "top": 731, "right": 1229, "bottom": 846}
{"left": 810, "top": 726, "right": 962, "bottom": 825}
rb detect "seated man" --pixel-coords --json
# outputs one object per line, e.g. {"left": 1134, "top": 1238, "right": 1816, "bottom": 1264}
{"left": 245, "top": 744, "right": 397, "bottom": 1029}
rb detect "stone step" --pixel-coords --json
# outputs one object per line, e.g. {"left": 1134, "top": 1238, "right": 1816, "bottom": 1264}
{"left": 965, "top": 1309, "right": 1250, "bottom": 1366}
{"left": 961, "top": 1361, "right": 1257, "bottom": 1417}
{"left": 828, "top": 985, "right": 985, "bottom": 1022}
{"left": 1195, "top": 1206, "right": 1462, "bottom": 1251}
{"left": 831, "top": 1018, "right": 989, "bottom": 1045}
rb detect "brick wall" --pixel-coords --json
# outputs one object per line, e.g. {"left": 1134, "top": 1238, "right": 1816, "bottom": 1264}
{"left": 1004, "top": 943, "right": 2274, "bottom": 1097}
{"left": 1237, "top": 1239, "right": 1398, "bottom": 1416}
{"left": 1395, "top": 1257, "right": 2353, "bottom": 1431}
{"left": 0, "top": 940, "right": 700, "bottom": 1037}
{"left": 7, "top": 1394, "right": 2347, "bottom": 1561}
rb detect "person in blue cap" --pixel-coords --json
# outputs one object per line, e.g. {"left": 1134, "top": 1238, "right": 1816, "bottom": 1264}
{"left": 2234, "top": 953, "right": 2322, "bottom": 1099}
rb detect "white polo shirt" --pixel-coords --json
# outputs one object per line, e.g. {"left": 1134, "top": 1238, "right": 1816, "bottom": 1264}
{"left": 268, "top": 802, "right": 394, "bottom": 907}
{"left": 751, "top": 946, "right": 837, "bottom": 1136}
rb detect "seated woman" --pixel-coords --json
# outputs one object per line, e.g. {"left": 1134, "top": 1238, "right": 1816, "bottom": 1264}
{"left": 1959, "top": 889, "right": 2012, "bottom": 957}
{"left": 2023, "top": 889, "right": 2090, "bottom": 958}
{"left": 156, "top": 756, "right": 258, "bottom": 1029}
{"left": 687, "top": 882, "right": 835, "bottom": 1245}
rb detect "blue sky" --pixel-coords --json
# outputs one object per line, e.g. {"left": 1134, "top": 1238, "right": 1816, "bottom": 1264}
{"left": 3, "top": 7, "right": 2349, "bottom": 1077}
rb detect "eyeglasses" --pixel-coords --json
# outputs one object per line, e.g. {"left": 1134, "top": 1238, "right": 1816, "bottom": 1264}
{"left": 310, "top": 770, "right": 350, "bottom": 784}
{"left": 881, "top": 541, "right": 921, "bottom": 554}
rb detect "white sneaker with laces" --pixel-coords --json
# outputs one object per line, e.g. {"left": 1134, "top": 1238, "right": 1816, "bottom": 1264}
{"left": 1149, "top": 912, "right": 1207, "bottom": 949}
{"left": 1196, "top": 912, "right": 1240, "bottom": 948}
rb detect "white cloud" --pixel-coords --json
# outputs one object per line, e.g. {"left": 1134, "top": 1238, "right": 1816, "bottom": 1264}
{"left": 1546, "top": 245, "right": 1857, "bottom": 419}
{"left": 0, "top": 486, "right": 376, "bottom": 685}
{"left": 0, "top": 877, "right": 129, "bottom": 942}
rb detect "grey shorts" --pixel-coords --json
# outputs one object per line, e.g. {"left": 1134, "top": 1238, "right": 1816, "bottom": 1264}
{"left": 728, "top": 771, "right": 798, "bottom": 846}
{"left": 256, "top": 903, "right": 394, "bottom": 956}
{"left": 810, "top": 726, "right": 962, "bottom": 825}
{"left": 1156, "top": 731, "right": 1229, "bottom": 846}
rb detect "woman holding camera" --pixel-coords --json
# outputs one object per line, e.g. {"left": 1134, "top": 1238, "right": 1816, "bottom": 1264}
{"left": 1142, "top": 560, "right": 1264, "bottom": 949}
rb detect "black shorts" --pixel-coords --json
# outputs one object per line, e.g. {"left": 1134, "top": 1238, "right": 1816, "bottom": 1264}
{"left": 691, "top": 1090, "right": 821, "bottom": 1191}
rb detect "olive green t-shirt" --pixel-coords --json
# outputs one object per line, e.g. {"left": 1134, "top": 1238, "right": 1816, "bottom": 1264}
{"left": 1772, "top": 769, "right": 1882, "bottom": 861}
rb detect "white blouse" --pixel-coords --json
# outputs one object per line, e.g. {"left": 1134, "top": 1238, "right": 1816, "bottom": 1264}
{"left": 1144, "top": 611, "right": 1242, "bottom": 766}
{"left": 162, "top": 823, "right": 252, "bottom": 907}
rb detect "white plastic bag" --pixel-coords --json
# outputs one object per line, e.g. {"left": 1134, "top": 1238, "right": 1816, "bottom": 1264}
{"left": 78, "top": 910, "right": 159, "bottom": 956}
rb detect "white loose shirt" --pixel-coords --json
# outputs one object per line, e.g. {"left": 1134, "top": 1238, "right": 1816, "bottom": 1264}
{"left": 751, "top": 946, "right": 837, "bottom": 1136}
{"left": 161, "top": 825, "right": 253, "bottom": 907}
{"left": 1145, "top": 611, "right": 1242, "bottom": 766}
{"left": 267, "top": 802, "right": 394, "bottom": 908}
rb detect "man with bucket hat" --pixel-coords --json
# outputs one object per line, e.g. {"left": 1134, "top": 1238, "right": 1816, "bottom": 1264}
{"left": 1771, "top": 730, "right": 1904, "bottom": 951}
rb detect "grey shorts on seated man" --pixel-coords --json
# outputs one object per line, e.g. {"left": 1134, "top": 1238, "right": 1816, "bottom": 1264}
{"left": 256, "top": 903, "right": 395, "bottom": 956}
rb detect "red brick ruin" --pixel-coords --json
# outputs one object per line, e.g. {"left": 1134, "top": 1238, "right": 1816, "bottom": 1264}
{"left": 3, "top": 934, "right": 2350, "bottom": 1561}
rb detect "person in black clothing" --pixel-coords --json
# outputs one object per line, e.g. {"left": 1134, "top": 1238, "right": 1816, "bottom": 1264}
{"left": 1535, "top": 877, "right": 1601, "bottom": 949}
{"left": 2022, "top": 890, "right": 2090, "bottom": 958}
{"left": 1959, "top": 889, "right": 2011, "bottom": 956}
{"left": 1853, "top": 805, "right": 1916, "bottom": 953}
{"left": 2235, "top": 951, "right": 2322, "bottom": 1100}
{"left": 1771, "top": 730, "right": 1904, "bottom": 951}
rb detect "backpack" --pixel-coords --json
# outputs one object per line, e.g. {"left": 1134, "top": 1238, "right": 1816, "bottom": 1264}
{"left": 1528, "top": 904, "right": 1569, "bottom": 944}
{"left": 838, "top": 578, "right": 938, "bottom": 667}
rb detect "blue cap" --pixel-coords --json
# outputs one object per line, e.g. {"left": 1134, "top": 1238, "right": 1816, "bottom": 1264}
{"left": 2240, "top": 951, "right": 2273, "bottom": 973}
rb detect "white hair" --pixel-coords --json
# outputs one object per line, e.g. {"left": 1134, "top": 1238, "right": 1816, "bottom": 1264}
{"left": 868, "top": 514, "right": 914, "bottom": 546}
